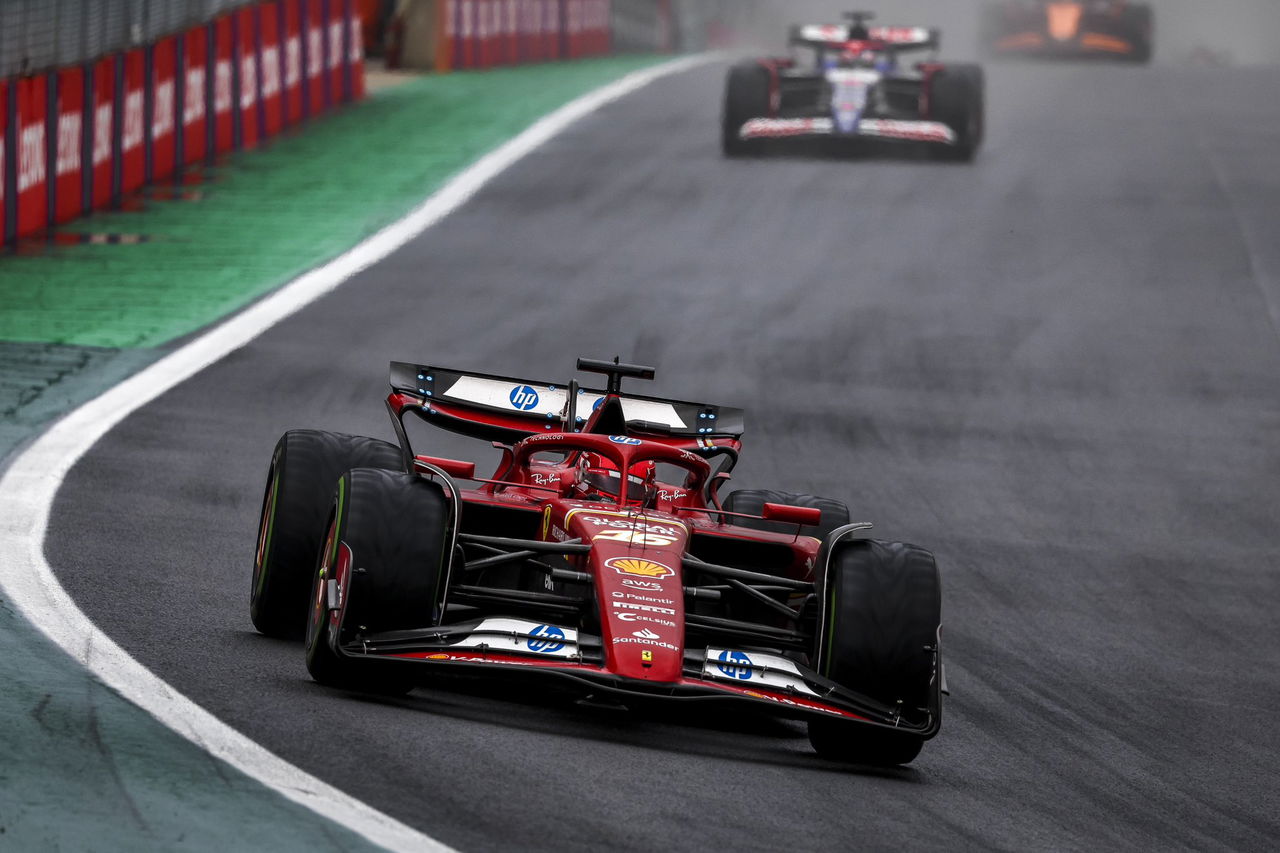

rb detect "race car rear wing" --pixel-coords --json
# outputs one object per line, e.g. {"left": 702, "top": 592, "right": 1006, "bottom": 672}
{"left": 790, "top": 23, "right": 940, "bottom": 52}
{"left": 389, "top": 361, "right": 745, "bottom": 444}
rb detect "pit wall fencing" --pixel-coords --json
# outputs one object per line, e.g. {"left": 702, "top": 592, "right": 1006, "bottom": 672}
{"left": 388, "top": 0, "right": 751, "bottom": 71}
{"left": 387, "top": 0, "right": 615, "bottom": 72}
{"left": 1, "top": 0, "right": 365, "bottom": 245}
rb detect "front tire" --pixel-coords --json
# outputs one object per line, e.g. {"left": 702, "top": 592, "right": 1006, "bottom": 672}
{"left": 251, "top": 430, "right": 403, "bottom": 638}
{"left": 809, "top": 538, "right": 941, "bottom": 766}
{"left": 722, "top": 61, "right": 771, "bottom": 157}
{"left": 305, "top": 467, "right": 452, "bottom": 694}
{"left": 930, "top": 63, "right": 984, "bottom": 162}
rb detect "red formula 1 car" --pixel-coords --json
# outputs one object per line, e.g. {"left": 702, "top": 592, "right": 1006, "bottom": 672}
{"left": 983, "top": 1, "right": 1153, "bottom": 63}
{"left": 251, "top": 357, "right": 945, "bottom": 765}
{"left": 723, "top": 11, "right": 985, "bottom": 161}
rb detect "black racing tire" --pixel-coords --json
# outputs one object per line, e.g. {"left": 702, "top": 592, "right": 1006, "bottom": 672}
{"left": 930, "top": 63, "right": 984, "bottom": 162}
{"left": 1125, "top": 5, "right": 1154, "bottom": 64}
{"left": 722, "top": 489, "right": 851, "bottom": 542}
{"left": 722, "top": 61, "right": 771, "bottom": 157}
{"left": 250, "top": 429, "right": 403, "bottom": 639}
{"left": 808, "top": 538, "right": 941, "bottom": 766}
{"left": 305, "top": 467, "right": 451, "bottom": 695}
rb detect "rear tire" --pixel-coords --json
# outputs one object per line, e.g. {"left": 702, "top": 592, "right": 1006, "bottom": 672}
{"left": 305, "top": 468, "right": 452, "bottom": 695}
{"left": 722, "top": 61, "right": 771, "bottom": 157}
{"left": 809, "top": 538, "right": 941, "bottom": 766}
{"left": 930, "top": 64, "right": 984, "bottom": 162}
{"left": 1126, "top": 5, "right": 1154, "bottom": 64}
{"left": 722, "top": 489, "right": 851, "bottom": 542}
{"left": 251, "top": 430, "right": 403, "bottom": 638}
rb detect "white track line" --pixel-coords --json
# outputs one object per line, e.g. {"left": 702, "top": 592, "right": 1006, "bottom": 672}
{"left": 0, "top": 55, "right": 709, "bottom": 853}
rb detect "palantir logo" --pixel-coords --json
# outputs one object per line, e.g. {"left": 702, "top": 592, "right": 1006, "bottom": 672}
{"left": 509, "top": 385, "right": 540, "bottom": 411}
{"left": 527, "top": 624, "right": 565, "bottom": 654}
{"left": 717, "top": 649, "right": 753, "bottom": 680}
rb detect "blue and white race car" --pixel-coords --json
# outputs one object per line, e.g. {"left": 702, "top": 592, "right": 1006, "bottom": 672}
{"left": 722, "top": 12, "right": 985, "bottom": 161}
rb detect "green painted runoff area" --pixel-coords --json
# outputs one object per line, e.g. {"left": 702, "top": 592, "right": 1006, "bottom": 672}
{"left": 0, "top": 54, "right": 664, "bottom": 849}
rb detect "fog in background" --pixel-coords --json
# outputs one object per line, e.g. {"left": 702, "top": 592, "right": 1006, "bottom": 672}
{"left": 726, "top": 1, "right": 1280, "bottom": 65}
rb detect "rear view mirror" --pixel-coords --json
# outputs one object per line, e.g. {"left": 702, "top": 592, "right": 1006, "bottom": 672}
{"left": 762, "top": 502, "right": 822, "bottom": 527}
{"left": 414, "top": 455, "right": 476, "bottom": 480}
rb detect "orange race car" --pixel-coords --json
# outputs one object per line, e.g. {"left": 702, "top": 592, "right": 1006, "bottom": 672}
{"left": 983, "top": 1, "right": 1153, "bottom": 63}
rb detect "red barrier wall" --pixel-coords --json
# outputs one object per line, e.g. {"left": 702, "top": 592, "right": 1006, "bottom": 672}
{"left": 150, "top": 37, "right": 179, "bottom": 181}
{"left": 502, "top": 0, "right": 518, "bottom": 65}
{"left": 284, "top": 0, "right": 305, "bottom": 123}
{"left": 120, "top": 50, "right": 146, "bottom": 195}
{"left": 327, "top": 0, "right": 345, "bottom": 103}
{"left": 53, "top": 67, "right": 84, "bottom": 225}
{"left": 480, "top": 0, "right": 496, "bottom": 69}
{"left": 1, "top": 80, "right": 7, "bottom": 241}
{"left": 307, "top": 0, "right": 327, "bottom": 115}
{"left": 0, "top": 0, "right": 378, "bottom": 242}
{"left": 260, "top": 3, "right": 285, "bottom": 137}
{"left": 15, "top": 76, "right": 49, "bottom": 238}
{"left": 90, "top": 57, "right": 114, "bottom": 210}
{"left": 4, "top": 0, "right": 607, "bottom": 244}
{"left": 182, "top": 26, "right": 208, "bottom": 165}
{"left": 349, "top": 0, "right": 366, "bottom": 99}
{"left": 238, "top": 6, "right": 261, "bottom": 149}
{"left": 543, "top": 0, "right": 561, "bottom": 61}
{"left": 213, "top": 15, "right": 235, "bottom": 154}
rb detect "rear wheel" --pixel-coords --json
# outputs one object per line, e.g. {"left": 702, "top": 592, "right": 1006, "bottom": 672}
{"left": 930, "top": 63, "right": 984, "bottom": 162}
{"left": 722, "top": 61, "right": 771, "bottom": 157}
{"left": 305, "top": 467, "right": 452, "bottom": 695}
{"left": 1126, "top": 5, "right": 1154, "bottom": 64}
{"left": 251, "top": 430, "right": 404, "bottom": 638}
{"left": 809, "top": 538, "right": 941, "bottom": 766}
{"left": 722, "top": 489, "right": 850, "bottom": 542}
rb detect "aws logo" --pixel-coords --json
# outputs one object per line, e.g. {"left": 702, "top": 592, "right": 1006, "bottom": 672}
{"left": 605, "top": 557, "right": 673, "bottom": 579}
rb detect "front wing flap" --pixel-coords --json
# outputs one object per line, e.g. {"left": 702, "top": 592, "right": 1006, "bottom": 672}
{"left": 739, "top": 116, "right": 956, "bottom": 146}
{"left": 338, "top": 618, "right": 940, "bottom": 736}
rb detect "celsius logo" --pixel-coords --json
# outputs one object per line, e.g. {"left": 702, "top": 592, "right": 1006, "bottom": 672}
{"left": 717, "top": 649, "right": 753, "bottom": 680}
{"left": 527, "top": 624, "right": 566, "bottom": 654}
{"left": 510, "top": 385, "right": 540, "bottom": 411}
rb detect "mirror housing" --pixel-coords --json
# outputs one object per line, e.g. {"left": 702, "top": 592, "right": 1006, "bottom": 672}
{"left": 762, "top": 502, "right": 822, "bottom": 527}
{"left": 414, "top": 455, "right": 476, "bottom": 480}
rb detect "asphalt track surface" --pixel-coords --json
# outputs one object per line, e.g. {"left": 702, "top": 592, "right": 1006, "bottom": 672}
{"left": 49, "top": 61, "right": 1280, "bottom": 850}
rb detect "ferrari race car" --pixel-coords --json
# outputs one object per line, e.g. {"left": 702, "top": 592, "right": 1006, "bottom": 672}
{"left": 722, "top": 11, "right": 985, "bottom": 161}
{"left": 251, "top": 357, "right": 945, "bottom": 766}
{"left": 982, "top": 1, "right": 1153, "bottom": 63}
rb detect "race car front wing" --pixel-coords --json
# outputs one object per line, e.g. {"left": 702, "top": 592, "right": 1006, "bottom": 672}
{"left": 739, "top": 116, "right": 957, "bottom": 146}
{"left": 335, "top": 617, "right": 942, "bottom": 737}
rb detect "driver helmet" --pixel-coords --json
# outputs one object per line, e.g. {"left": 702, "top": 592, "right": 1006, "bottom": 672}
{"left": 577, "top": 454, "right": 655, "bottom": 502}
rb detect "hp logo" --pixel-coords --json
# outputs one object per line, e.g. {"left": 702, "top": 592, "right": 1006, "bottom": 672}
{"left": 527, "top": 624, "right": 566, "bottom": 654}
{"left": 509, "top": 385, "right": 540, "bottom": 411}
{"left": 716, "top": 649, "right": 753, "bottom": 680}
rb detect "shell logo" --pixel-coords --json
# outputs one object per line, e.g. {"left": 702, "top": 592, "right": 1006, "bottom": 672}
{"left": 605, "top": 557, "right": 674, "bottom": 579}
